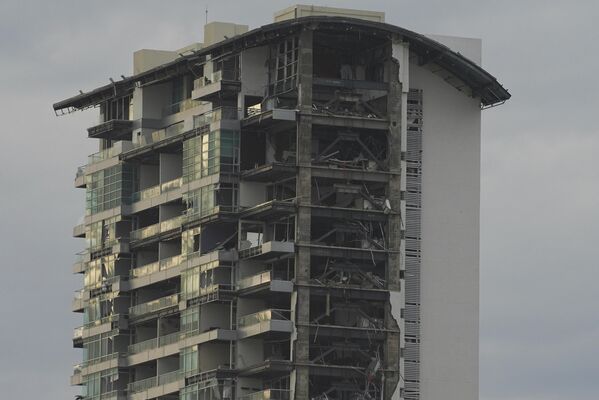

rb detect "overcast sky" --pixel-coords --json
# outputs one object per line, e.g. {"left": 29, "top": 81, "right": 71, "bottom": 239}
{"left": 0, "top": 1, "right": 598, "bottom": 399}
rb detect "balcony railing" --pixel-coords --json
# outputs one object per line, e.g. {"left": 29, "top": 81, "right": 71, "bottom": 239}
{"left": 193, "top": 106, "right": 240, "bottom": 128}
{"left": 74, "top": 289, "right": 84, "bottom": 300}
{"left": 135, "top": 121, "right": 185, "bottom": 148}
{"left": 184, "top": 205, "right": 238, "bottom": 224}
{"left": 88, "top": 146, "right": 119, "bottom": 164}
{"left": 194, "top": 69, "right": 239, "bottom": 90}
{"left": 73, "top": 326, "right": 84, "bottom": 340}
{"left": 238, "top": 241, "right": 294, "bottom": 260}
{"left": 75, "top": 352, "right": 121, "bottom": 372}
{"left": 130, "top": 216, "right": 183, "bottom": 242}
{"left": 84, "top": 275, "right": 123, "bottom": 291}
{"left": 237, "top": 271, "right": 270, "bottom": 290}
{"left": 238, "top": 309, "right": 291, "bottom": 328}
{"left": 128, "top": 370, "right": 181, "bottom": 393}
{"left": 245, "top": 389, "right": 291, "bottom": 400}
{"left": 82, "top": 313, "right": 121, "bottom": 329}
{"left": 163, "top": 98, "right": 202, "bottom": 117}
{"left": 131, "top": 177, "right": 182, "bottom": 203}
{"left": 76, "top": 166, "right": 85, "bottom": 179}
{"left": 181, "top": 283, "right": 234, "bottom": 301}
{"left": 129, "top": 294, "right": 179, "bottom": 318}
{"left": 128, "top": 331, "right": 180, "bottom": 354}
{"left": 130, "top": 254, "right": 182, "bottom": 279}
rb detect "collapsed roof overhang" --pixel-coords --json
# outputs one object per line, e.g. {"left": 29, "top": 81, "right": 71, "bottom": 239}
{"left": 53, "top": 16, "right": 510, "bottom": 114}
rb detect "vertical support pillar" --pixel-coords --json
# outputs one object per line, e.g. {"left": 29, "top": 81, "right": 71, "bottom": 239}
{"left": 385, "top": 38, "right": 406, "bottom": 400}
{"left": 293, "top": 27, "right": 313, "bottom": 400}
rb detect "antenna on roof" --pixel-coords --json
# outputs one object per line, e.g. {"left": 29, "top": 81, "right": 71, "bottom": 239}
{"left": 205, "top": 5, "right": 208, "bottom": 25}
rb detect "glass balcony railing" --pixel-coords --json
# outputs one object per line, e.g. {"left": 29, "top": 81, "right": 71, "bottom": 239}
{"left": 75, "top": 250, "right": 89, "bottom": 264}
{"left": 130, "top": 254, "right": 182, "bottom": 279}
{"left": 193, "top": 106, "right": 240, "bottom": 128}
{"left": 163, "top": 98, "right": 202, "bottom": 117}
{"left": 82, "top": 314, "right": 121, "bottom": 329}
{"left": 73, "top": 326, "right": 84, "bottom": 340}
{"left": 77, "top": 352, "right": 121, "bottom": 371}
{"left": 128, "top": 370, "right": 181, "bottom": 393}
{"left": 84, "top": 275, "right": 123, "bottom": 291}
{"left": 245, "top": 389, "right": 291, "bottom": 400}
{"left": 237, "top": 271, "right": 271, "bottom": 290}
{"left": 135, "top": 121, "right": 185, "bottom": 148}
{"left": 131, "top": 177, "right": 182, "bottom": 203}
{"left": 238, "top": 309, "right": 291, "bottom": 328}
{"left": 194, "top": 70, "right": 239, "bottom": 89}
{"left": 76, "top": 166, "right": 85, "bottom": 179}
{"left": 74, "top": 315, "right": 123, "bottom": 339}
{"left": 88, "top": 146, "right": 119, "bottom": 164}
{"left": 130, "top": 216, "right": 183, "bottom": 242}
{"left": 181, "top": 282, "right": 234, "bottom": 301}
{"left": 129, "top": 294, "right": 179, "bottom": 318}
{"left": 128, "top": 331, "right": 180, "bottom": 354}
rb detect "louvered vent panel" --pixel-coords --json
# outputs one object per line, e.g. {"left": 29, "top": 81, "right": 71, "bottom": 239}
{"left": 403, "top": 89, "right": 423, "bottom": 400}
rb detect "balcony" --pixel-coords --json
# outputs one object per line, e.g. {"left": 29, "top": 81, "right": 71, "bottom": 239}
{"left": 129, "top": 293, "right": 179, "bottom": 320}
{"left": 241, "top": 108, "right": 297, "bottom": 131}
{"left": 74, "top": 314, "right": 127, "bottom": 344}
{"left": 131, "top": 177, "right": 182, "bottom": 205}
{"left": 84, "top": 276, "right": 125, "bottom": 296}
{"left": 163, "top": 98, "right": 202, "bottom": 117}
{"left": 87, "top": 119, "right": 133, "bottom": 140}
{"left": 179, "top": 328, "right": 237, "bottom": 348}
{"left": 128, "top": 331, "right": 180, "bottom": 355}
{"left": 237, "top": 309, "right": 293, "bottom": 339}
{"left": 237, "top": 271, "right": 293, "bottom": 296}
{"left": 71, "top": 352, "right": 125, "bottom": 385}
{"left": 130, "top": 215, "right": 183, "bottom": 244}
{"left": 192, "top": 70, "right": 240, "bottom": 102}
{"left": 73, "top": 250, "right": 90, "bottom": 273}
{"left": 241, "top": 163, "right": 296, "bottom": 183}
{"left": 193, "top": 106, "right": 240, "bottom": 129}
{"left": 72, "top": 289, "right": 86, "bottom": 312}
{"left": 75, "top": 166, "right": 86, "bottom": 188}
{"left": 128, "top": 370, "right": 182, "bottom": 396}
{"left": 129, "top": 254, "right": 182, "bottom": 282}
{"left": 182, "top": 282, "right": 235, "bottom": 305}
{"left": 85, "top": 140, "right": 133, "bottom": 174}
{"left": 238, "top": 241, "right": 294, "bottom": 261}
{"left": 184, "top": 204, "right": 238, "bottom": 226}
{"left": 128, "top": 121, "right": 186, "bottom": 155}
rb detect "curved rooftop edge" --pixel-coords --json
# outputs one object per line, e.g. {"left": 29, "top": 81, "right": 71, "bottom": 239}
{"left": 53, "top": 16, "right": 511, "bottom": 113}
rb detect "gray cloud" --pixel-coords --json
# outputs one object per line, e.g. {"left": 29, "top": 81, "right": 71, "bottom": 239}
{"left": 1, "top": 1, "right": 597, "bottom": 399}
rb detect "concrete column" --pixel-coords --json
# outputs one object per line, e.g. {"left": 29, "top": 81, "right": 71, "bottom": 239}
{"left": 384, "top": 43, "right": 404, "bottom": 400}
{"left": 293, "top": 27, "right": 313, "bottom": 400}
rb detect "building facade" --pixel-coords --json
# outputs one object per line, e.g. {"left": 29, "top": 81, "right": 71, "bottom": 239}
{"left": 55, "top": 6, "right": 509, "bottom": 400}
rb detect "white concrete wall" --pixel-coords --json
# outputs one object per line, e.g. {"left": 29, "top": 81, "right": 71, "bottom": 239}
{"left": 239, "top": 181, "right": 266, "bottom": 208}
{"left": 159, "top": 153, "right": 182, "bottom": 182}
{"left": 198, "top": 343, "right": 230, "bottom": 370}
{"left": 133, "top": 49, "right": 178, "bottom": 75}
{"left": 240, "top": 46, "right": 268, "bottom": 97}
{"left": 199, "top": 303, "right": 230, "bottom": 331}
{"left": 237, "top": 338, "right": 263, "bottom": 369}
{"left": 139, "top": 164, "right": 159, "bottom": 190}
{"left": 409, "top": 40, "right": 481, "bottom": 400}
{"left": 204, "top": 22, "right": 248, "bottom": 47}
{"left": 426, "top": 35, "right": 482, "bottom": 66}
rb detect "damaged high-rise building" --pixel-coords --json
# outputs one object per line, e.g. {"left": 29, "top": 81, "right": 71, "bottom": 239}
{"left": 54, "top": 5, "right": 510, "bottom": 400}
